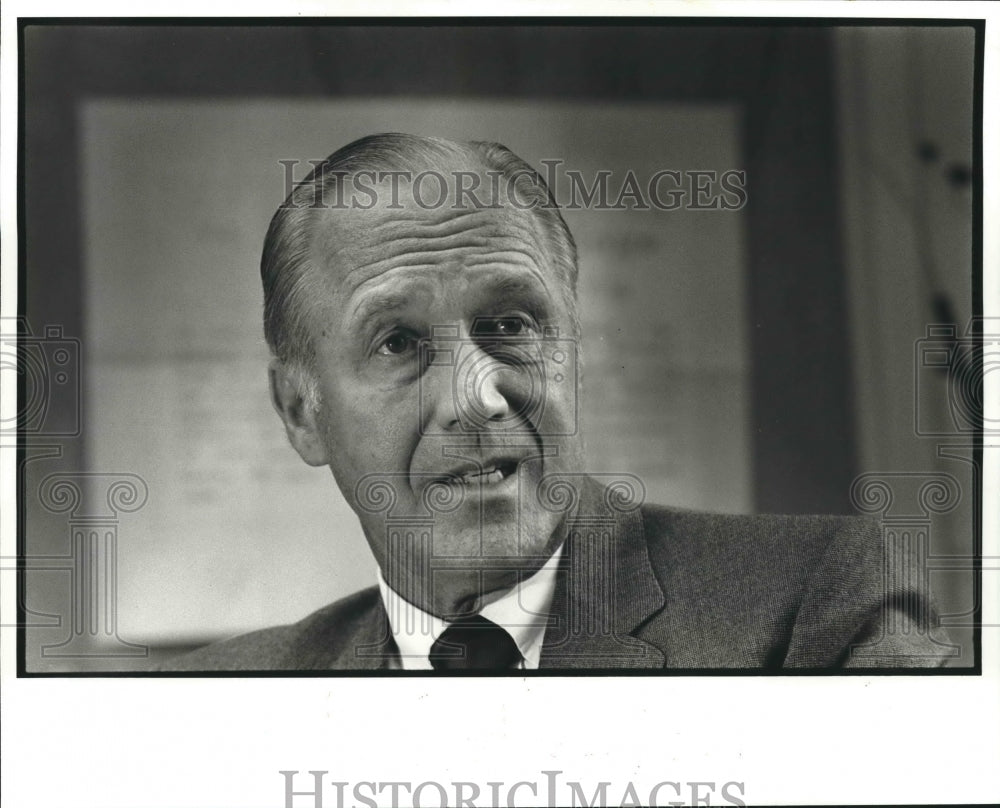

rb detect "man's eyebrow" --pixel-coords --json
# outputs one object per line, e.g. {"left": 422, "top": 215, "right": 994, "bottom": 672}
{"left": 348, "top": 273, "right": 553, "bottom": 326}
{"left": 479, "top": 274, "right": 550, "bottom": 305}
{"left": 350, "top": 291, "right": 415, "bottom": 324}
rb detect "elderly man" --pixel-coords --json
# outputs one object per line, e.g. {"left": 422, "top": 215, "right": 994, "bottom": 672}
{"left": 161, "top": 133, "right": 951, "bottom": 671}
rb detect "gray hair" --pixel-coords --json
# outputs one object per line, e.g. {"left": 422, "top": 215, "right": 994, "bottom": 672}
{"left": 259, "top": 132, "right": 579, "bottom": 406}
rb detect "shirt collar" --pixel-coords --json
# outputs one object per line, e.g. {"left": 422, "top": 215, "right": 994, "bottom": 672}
{"left": 377, "top": 544, "right": 564, "bottom": 670}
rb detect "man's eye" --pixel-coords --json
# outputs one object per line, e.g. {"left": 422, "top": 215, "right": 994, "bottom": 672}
{"left": 376, "top": 332, "right": 415, "bottom": 356}
{"left": 473, "top": 316, "right": 532, "bottom": 338}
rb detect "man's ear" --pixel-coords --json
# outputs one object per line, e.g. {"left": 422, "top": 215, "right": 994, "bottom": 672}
{"left": 268, "top": 359, "right": 329, "bottom": 467}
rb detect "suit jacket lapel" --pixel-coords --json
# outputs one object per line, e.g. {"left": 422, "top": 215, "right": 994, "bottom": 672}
{"left": 303, "top": 596, "right": 395, "bottom": 671}
{"left": 540, "top": 476, "right": 666, "bottom": 669}
{"left": 336, "top": 603, "right": 397, "bottom": 670}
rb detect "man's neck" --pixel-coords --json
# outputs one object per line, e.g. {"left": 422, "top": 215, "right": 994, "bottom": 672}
{"left": 379, "top": 550, "right": 565, "bottom": 620}
{"left": 377, "top": 544, "right": 566, "bottom": 670}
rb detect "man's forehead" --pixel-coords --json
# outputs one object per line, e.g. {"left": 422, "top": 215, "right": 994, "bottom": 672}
{"left": 307, "top": 189, "right": 556, "bottom": 301}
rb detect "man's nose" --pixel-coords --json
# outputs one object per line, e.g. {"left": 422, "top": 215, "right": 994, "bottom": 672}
{"left": 424, "top": 342, "right": 515, "bottom": 433}
{"left": 456, "top": 349, "right": 512, "bottom": 427}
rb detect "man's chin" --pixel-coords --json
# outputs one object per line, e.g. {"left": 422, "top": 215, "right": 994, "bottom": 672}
{"left": 430, "top": 508, "right": 564, "bottom": 563}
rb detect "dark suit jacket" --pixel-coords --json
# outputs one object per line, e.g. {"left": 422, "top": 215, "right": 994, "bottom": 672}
{"left": 159, "top": 478, "right": 953, "bottom": 671}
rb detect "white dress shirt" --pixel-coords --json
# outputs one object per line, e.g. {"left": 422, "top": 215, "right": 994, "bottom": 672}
{"left": 377, "top": 544, "right": 565, "bottom": 670}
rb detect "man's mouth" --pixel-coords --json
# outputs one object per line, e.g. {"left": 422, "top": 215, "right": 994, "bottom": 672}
{"left": 441, "top": 459, "right": 520, "bottom": 487}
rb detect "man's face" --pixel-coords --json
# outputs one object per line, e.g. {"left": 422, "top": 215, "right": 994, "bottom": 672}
{"left": 295, "top": 182, "right": 584, "bottom": 615}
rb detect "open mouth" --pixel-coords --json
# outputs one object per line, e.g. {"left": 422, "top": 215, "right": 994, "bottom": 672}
{"left": 442, "top": 458, "right": 520, "bottom": 486}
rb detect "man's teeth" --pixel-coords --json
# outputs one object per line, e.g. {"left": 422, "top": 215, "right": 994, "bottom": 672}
{"left": 453, "top": 466, "right": 506, "bottom": 485}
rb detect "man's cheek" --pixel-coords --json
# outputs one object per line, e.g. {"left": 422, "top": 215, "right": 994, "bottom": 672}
{"left": 353, "top": 403, "right": 420, "bottom": 472}
{"left": 536, "top": 376, "right": 579, "bottom": 438}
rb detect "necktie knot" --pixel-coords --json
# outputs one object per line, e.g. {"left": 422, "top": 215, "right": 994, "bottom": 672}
{"left": 429, "top": 614, "right": 521, "bottom": 670}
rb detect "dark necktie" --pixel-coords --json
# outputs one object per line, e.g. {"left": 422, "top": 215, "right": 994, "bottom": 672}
{"left": 429, "top": 614, "right": 522, "bottom": 670}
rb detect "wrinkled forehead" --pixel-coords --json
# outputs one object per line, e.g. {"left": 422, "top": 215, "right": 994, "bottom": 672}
{"left": 307, "top": 187, "right": 559, "bottom": 305}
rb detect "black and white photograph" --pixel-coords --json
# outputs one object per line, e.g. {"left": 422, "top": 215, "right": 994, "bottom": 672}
{"left": 2, "top": 3, "right": 997, "bottom": 807}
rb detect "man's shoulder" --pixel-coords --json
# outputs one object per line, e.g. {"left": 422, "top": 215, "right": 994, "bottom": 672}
{"left": 633, "top": 502, "right": 950, "bottom": 668}
{"left": 152, "top": 586, "right": 383, "bottom": 672}
{"left": 639, "top": 501, "right": 877, "bottom": 570}
{"left": 637, "top": 502, "right": 884, "bottom": 628}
